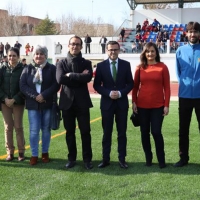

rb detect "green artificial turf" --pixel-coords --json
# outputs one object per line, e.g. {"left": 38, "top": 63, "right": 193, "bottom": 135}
{"left": 0, "top": 100, "right": 200, "bottom": 200}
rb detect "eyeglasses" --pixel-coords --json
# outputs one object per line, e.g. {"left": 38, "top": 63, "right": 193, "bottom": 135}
{"left": 188, "top": 30, "right": 199, "bottom": 34}
{"left": 8, "top": 55, "right": 17, "bottom": 57}
{"left": 107, "top": 49, "right": 119, "bottom": 52}
{"left": 69, "top": 43, "right": 82, "bottom": 47}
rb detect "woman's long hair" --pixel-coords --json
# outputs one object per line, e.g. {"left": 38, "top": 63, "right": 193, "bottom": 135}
{"left": 139, "top": 42, "right": 160, "bottom": 69}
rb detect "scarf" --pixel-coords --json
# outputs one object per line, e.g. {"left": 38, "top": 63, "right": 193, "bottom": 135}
{"left": 66, "top": 52, "right": 82, "bottom": 73}
{"left": 32, "top": 60, "right": 47, "bottom": 84}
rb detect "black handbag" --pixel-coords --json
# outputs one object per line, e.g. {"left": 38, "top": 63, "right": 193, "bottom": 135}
{"left": 130, "top": 67, "right": 140, "bottom": 127}
{"left": 130, "top": 112, "right": 140, "bottom": 127}
{"left": 51, "top": 100, "right": 62, "bottom": 130}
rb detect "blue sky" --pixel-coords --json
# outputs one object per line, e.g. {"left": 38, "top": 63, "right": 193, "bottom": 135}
{"left": 0, "top": 0, "right": 133, "bottom": 26}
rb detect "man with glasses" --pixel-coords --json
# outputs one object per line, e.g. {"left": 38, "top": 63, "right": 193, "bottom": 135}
{"left": 174, "top": 21, "right": 200, "bottom": 167}
{"left": 93, "top": 41, "right": 133, "bottom": 169}
{"left": 56, "top": 36, "right": 93, "bottom": 170}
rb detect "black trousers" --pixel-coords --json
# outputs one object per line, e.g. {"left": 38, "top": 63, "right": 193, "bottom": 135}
{"left": 85, "top": 44, "right": 90, "bottom": 53}
{"left": 138, "top": 107, "right": 165, "bottom": 163}
{"left": 62, "top": 105, "right": 92, "bottom": 162}
{"left": 101, "top": 101, "right": 128, "bottom": 162}
{"left": 178, "top": 98, "right": 200, "bottom": 161}
{"left": 101, "top": 44, "right": 106, "bottom": 54}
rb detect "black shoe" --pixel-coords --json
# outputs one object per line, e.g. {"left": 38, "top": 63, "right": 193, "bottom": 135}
{"left": 145, "top": 161, "right": 152, "bottom": 167}
{"left": 98, "top": 161, "right": 110, "bottom": 168}
{"left": 65, "top": 161, "right": 76, "bottom": 168}
{"left": 84, "top": 162, "right": 93, "bottom": 170}
{"left": 159, "top": 163, "right": 166, "bottom": 169}
{"left": 174, "top": 159, "right": 188, "bottom": 167}
{"left": 119, "top": 161, "right": 128, "bottom": 169}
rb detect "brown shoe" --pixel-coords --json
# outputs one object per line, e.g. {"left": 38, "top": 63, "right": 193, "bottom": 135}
{"left": 42, "top": 153, "right": 50, "bottom": 163}
{"left": 6, "top": 154, "right": 14, "bottom": 161}
{"left": 18, "top": 153, "right": 25, "bottom": 161}
{"left": 30, "top": 156, "right": 38, "bottom": 165}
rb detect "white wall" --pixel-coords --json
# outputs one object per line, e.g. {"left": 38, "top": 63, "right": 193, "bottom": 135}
{"left": 131, "top": 8, "right": 200, "bottom": 28}
{"left": 83, "top": 53, "right": 177, "bottom": 82}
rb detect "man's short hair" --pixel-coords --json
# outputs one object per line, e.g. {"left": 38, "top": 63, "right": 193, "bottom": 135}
{"left": 69, "top": 35, "right": 83, "bottom": 46}
{"left": 186, "top": 22, "right": 200, "bottom": 32}
{"left": 22, "top": 58, "right": 26, "bottom": 62}
{"left": 106, "top": 41, "right": 120, "bottom": 49}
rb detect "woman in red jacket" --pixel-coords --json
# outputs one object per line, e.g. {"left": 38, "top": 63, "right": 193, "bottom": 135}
{"left": 132, "top": 42, "right": 170, "bottom": 168}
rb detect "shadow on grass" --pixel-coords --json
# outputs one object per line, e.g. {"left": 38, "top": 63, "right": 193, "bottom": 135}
{"left": 1, "top": 158, "right": 200, "bottom": 175}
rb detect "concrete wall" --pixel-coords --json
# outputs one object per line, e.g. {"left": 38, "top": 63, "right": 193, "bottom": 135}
{"left": 130, "top": 8, "right": 200, "bottom": 28}
{"left": 0, "top": 34, "right": 178, "bottom": 82}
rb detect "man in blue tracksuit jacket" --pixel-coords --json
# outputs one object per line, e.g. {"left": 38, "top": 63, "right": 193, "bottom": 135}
{"left": 174, "top": 21, "right": 200, "bottom": 167}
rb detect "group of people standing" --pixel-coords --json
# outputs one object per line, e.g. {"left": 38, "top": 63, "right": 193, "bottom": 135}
{"left": 84, "top": 34, "right": 108, "bottom": 54}
{"left": 0, "top": 21, "right": 199, "bottom": 170}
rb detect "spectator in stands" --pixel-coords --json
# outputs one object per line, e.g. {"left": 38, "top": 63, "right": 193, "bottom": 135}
{"left": 159, "top": 41, "right": 165, "bottom": 53}
{"left": 0, "top": 47, "right": 25, "bottom": 162}
{"left": 132, "top": 42, "right": 170, "bottom": 169}
{"left": 143, "top": 18, "right": 149, "bottom": 26}
{"left": 146, "top": 24, "right": 154, "bottom": 32}
{"left": 174, "top": 21, "right": 200, "bottom": 167}
{"left": 14, "top": 41, "right": 22, "bottom": 49}
{"left": 25, "top": 43, "right": 30, "bottom": 56}
{"left": 0, "top": 42, "right": 4, "bottom": 58}
{"left": 5, "top": 42, "right": 11, "bottom": 55}
{"left": 159, "top": 25, "right": 165, "bottom": 33}
{"left": 135, "top": 33, "right": 142, "bottom": 52}
{"left": 99, "top": 35, "right": 108, "bottom": 54}
{"left": 136, "top": 23, "right": 141, "bottom": 33}
{"left": 141, "top": 32, "right": 147, "bottom": 42}
{"left": 152, "top": 19, "right": 161, "bottom": 29}
{"left": 131, "top": 42, "right": 137, "bottom": 53}
{"left": 84, "top": 34, "right": 92, "bottom": 54}
{"left": 162, "top": 32, "right": 169, "bottom": 43}
{"left": 141, "top": 18, "right": 149, "bottom": 31}
{"left": 120, "top": 28, "right": 126, "bottom": 42}
{"left": 170, "top": 39, "right": 178, "bottom": 52}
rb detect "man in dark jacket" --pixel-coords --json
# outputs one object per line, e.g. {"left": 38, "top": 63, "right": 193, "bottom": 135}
{"left": 56, "top": 36, "right": 93, "bottom": 170}
{"left": 84, "top": 34, "right": 92, "bottom": 54}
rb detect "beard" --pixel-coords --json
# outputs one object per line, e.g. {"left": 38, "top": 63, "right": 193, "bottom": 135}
{"left": 189, "top": 36, "right": 199, "bottom": 44}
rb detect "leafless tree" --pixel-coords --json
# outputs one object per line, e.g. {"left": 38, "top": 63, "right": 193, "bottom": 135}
{"left": 0, "top": 3, "right": 26, "bottom": 36}
{"left": 56, "top": 14, "right": 114, "bottom": 37}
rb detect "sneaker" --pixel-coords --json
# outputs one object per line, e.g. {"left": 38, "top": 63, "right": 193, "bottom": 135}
{"left": 6, "top": 154, "right": 14, "bottom": 161}
{"left": 18, "top": 153, "right": 25, "bottom": 161}
{"left": 174, "top": 159, "right": 188, "bottom": 167}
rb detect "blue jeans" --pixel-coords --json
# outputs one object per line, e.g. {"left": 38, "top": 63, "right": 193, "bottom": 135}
{"left": 138, "top": 107, "right": 165, "bottom": 163}
{"left": 28, "top": 109, "right": 51, "bottom": 156}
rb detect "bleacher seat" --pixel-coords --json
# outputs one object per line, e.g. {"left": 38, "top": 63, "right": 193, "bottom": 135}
{"left": 163, "top": 24, "right": 168, "bottom": 29}
{"left": 168, "top": 27, "right": 174, "bottom": 32}
{"left": 173, "top": 27, "right": 179, "bottom": 31}
{"left": 174, "top": 24, "right": 180, "bottom": 28}
{"left": 175, "top": 36, "right": 181, "bottom": 42}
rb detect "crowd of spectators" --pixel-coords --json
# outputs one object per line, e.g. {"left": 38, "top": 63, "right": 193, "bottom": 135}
{"left": 130, "top": 18, "right": 189, "bottom": 53}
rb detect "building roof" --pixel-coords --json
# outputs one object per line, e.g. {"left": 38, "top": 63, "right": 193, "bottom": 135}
{"left": 127, "top": 0, "right": 200, "bottom": 9}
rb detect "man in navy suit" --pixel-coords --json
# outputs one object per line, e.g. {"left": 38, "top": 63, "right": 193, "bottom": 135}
{"left": 93, "top": 41, "right": 134, "bottom": 169}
